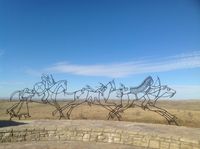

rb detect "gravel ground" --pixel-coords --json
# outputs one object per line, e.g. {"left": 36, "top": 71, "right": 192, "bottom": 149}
{"left": 0, "top": 141, "right": 145, "bottom": 149}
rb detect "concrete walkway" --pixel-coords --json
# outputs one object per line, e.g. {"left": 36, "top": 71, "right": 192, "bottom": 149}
{"left": 0, "top": 141, "right": 145, "bottom": 149}
{"left": 0, "top": 120, "right": 200, "bottom": 149}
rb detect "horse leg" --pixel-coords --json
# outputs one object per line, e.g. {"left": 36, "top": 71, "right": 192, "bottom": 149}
{"left": 53, "top": 101, "right": 65, "bottom": 119}
{"left": 25, "top": 100, "right": 31, "bottom": 117}
{"left": 8, "top": 100, "right": 24, "bottom": 120}
{"left": 65, "top": 101, "right": 86, "bottom": 119}
{"left": 60, "top": 102, "right": 74, "bottom": 119}
{"left": 97, "top": 99, "right": 119, "bottom": 119}
{"left": 91, "top": 99, "right": 118, "bottom": 120}
{"left": 8, "top": 109, "right": 17, "bottom": 120}
{"left": 66, "top": 106, "right": 73, "bottom": 119}
{"left": 51, "top": 85, "right": 68, "bottom": 119}
{"left": 106, "top": 105, "right": 122, "bottom": 120}
{"left": 107, "top": 95, "right": 132, "bottom": 120}
{"left": 7, "top": 101, "right": 21, "bottom": 116}
{"left": 141, "top": 96, "right": 149, "bottom": 110}
{"left": 52, "top": 100, "right": 75, "bottom": 116}
{"left": 16, "top": 101, "right": 24, "bottom": 115}
{"left": 146, "top": 104, "right": 178, "bottom": 125}
{"left": 157, "top": 109, "right": 178, "bottom": 125}
{"left": 111, "top": 100, "right": 140, "bottom": 120}
{"left": 108, "top": 109, "right": 121, "bottom": 120}
{"left": 50, "top": 93, "right": 65, "bottom": 119}
{"left": 152, "top": 105, "right": 178, "bottom": 125}
{"left": 42, "top": 92, "right": 49, "bottom": 103}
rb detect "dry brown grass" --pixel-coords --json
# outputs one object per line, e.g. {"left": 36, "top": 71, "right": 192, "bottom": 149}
{"left": 1, "top": 100, "right": 200, "bottom": 128}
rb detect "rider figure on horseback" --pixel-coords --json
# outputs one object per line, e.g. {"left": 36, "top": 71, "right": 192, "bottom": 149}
{"left": 41, "top": 74, "right": 56, "bottom": 89}
{"left": 33, "top": 74, "right": 56, "bottom": 103}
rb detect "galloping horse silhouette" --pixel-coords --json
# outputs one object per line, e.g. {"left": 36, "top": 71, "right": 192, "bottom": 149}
{"left": 7, "top": 88, "right": 35, "bottom": 120}
{"left": 107, "top": 76, "right": 154, "bottom": 120}
{"left": 52, "top": 80, "right": 118, "bottom": 119}
{"left": 7, "top": 75, "right": 178, "bottom": 125}
{"left": 7, "top": 74, "right": 68, "bottom": 119}
{"left": 142, "top": 83, "right": 177, "bottom": 125}
{"left": 107, "top": 76, "right": 177, "bottom": 125}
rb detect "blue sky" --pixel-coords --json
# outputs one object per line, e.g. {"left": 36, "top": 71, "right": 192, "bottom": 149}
{"left": 0, "top": 0, "right": 200, "bottom": 99}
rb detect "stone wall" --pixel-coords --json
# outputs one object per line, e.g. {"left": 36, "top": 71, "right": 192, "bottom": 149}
{"left": 0, "top": 120, "right": 200, "bottom": 149}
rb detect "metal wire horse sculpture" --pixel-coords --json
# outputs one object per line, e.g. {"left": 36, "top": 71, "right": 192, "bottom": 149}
{"left": 7, "top": 74, "right": 67, "bottom": 119}
{"left": 107, "top": 77, "right": 178, "bottom": 125}
{"left": 7, "top": 74, "right": 178, "bottom": 125}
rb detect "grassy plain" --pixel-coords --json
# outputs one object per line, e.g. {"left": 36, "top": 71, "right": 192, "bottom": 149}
{"left": 0, "top": 100, "right": 200, "bottom": 128}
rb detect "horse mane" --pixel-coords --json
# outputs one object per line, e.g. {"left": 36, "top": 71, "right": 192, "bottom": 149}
{"left": 130, "top": 76, "right": 153, "bottom": 90}
{"left": 85, "top": 85, "right": 95, "bottom": 91}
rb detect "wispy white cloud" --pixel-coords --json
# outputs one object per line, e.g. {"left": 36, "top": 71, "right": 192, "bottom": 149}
{"left": 44, "top": 51, "right": 200, "bottom": 77}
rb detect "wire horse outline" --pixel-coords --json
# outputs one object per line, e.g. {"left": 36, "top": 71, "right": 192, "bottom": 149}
{"left": 7, "top": 74, "right": 178, "bottom": 125}
{"left": 107, "top": 77, "right": 178, "bottom": 125}
{"left": 7, "top": 74, "right": 67, "bottom": 119}
{"left": 52, "top": 80, "right": 119, "bottom": 119}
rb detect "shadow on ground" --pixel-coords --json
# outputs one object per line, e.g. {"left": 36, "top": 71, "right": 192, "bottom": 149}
{"left": 0, "top": 120, "right": 27, "bottom": 128}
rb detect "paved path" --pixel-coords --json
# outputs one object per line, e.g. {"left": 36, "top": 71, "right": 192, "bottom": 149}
{"left": 0, "top": 120, "right": 200, "bottom": 149}
{"left": 0, "top": 141, "right": 145, "bottom": 149}
{"left": 5, "top": 119, "right": 199, "bottom": 140}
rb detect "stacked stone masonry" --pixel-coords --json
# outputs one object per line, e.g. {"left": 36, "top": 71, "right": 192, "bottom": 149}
{"left": 0, "top": 120, "right": 200, "bottom": 149}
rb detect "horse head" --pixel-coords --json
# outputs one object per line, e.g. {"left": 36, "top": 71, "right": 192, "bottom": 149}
{"left": 160, "top": 85, "right": 176, "bottom": 98}
{"left": 146, "top": 77, "right": 176, "bottom": 104}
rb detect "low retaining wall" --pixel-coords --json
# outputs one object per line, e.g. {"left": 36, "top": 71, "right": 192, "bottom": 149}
{"left": 0, "top": 120, "right": 200, "bottom": 149}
